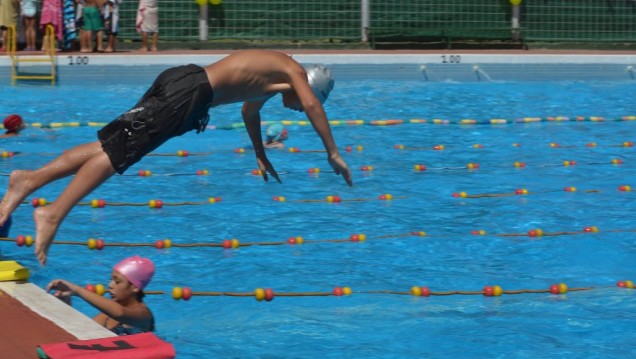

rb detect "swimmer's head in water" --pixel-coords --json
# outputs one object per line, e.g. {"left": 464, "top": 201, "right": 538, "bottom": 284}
{"left": 265, "top": 123, "right": 288, "bottom": 142}
{"left": 3, "top": 114, "right": 24, "bottom": 133}
{"left": 305, "top": 64, "right": 335, "bottom": 104}
{"left": 113, "top": 256, "right": 155, "bottom": 290}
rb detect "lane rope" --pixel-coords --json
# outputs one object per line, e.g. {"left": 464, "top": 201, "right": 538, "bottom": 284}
{"left": 25, "top": 116, "right": 636, "bottom": 129}
{"left": 3, "top": 226, "right": 636, "bottom": 251}
{"left": 77, "top": 282, "right": 635, "bottom": 302}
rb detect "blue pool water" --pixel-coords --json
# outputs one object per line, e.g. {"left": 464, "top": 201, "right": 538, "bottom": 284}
{"left": 1, "top": 73, "right": 636, "bottom": 358}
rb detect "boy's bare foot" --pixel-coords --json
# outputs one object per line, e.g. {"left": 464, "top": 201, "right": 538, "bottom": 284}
{"left": 0, "top": 170, "right": 33, "bottom": 226}
{"left": 34, "top": 206, "right": 60, "bottom": 266}
{"left": 138, "top": 47, "right": 148, "bottom": 52}
{"left": 104, "top": 47, "right": 114, "bottom": 53}
{"left": 150, "top": 46, "right": 158, "bottom": 52}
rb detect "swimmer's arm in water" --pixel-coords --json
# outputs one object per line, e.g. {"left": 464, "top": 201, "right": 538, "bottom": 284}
{"left": 264, "top": 141, "right": 285, "bottom": 149}
{"left": 241, "top": 100, "right": 281, "bottom": 183}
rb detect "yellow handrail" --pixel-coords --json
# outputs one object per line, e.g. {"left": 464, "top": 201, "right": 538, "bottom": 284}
{"left": 9, "top": 24, "right": 56, "bottom": 85}
{"left": 43, "top": 24, "right": 56, "bottom": 57}
{"left": 8, "top": 25, "right": 17, "bottom": 85}
{"left": 7, "top": 25, "right": 17, "bottom": 55}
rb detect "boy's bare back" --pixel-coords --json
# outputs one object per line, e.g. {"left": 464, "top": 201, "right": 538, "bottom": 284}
{"left": 204, "top": 50, "right": 305, "bottom": 107}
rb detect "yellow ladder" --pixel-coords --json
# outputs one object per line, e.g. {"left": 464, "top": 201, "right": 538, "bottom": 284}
{"left": 9, "top": 24, "right": 57, "bottom": 85}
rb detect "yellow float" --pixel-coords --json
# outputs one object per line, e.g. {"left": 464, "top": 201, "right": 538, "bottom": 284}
{"left": 0, "top": 261, "right": 30, "bottom": 281}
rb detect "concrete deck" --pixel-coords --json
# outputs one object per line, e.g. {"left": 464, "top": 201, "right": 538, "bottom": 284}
{"left": 0, "top": 281, "right": 115, "bottom": 358}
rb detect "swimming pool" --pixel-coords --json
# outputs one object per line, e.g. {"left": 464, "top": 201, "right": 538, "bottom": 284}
{"left": 1, "top": 60, "right": 636, "bottom": 358}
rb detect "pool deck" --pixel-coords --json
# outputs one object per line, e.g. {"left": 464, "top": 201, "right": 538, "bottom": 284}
{"left": 2, "top": 47, "right": 636, "bottom": 67}
{"left": 2, "top": 47, "right": 635, "bottom": 85}
{"left": 0, "top": 280, "right": 115, "bottom": 357}
{"left": 0, "top": 47, "right": 634, "bottom": 358}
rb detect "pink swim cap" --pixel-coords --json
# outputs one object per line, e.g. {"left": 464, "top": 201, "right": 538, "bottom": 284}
{"left": 113, "top": 256, "right": 155, "bottom": 290}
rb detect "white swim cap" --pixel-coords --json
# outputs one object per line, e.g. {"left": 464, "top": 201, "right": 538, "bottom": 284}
{"left": 305, "top": 64, "right": 335, "bottom": 104}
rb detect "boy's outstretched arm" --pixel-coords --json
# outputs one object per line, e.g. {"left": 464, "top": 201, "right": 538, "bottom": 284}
{"left": 327, "top": 154, "right": 352, "bottom": 186}
{"left": 47, "top": 279, "right": 150, "bottom": 329}
{"left": 290, "top": 74, "right": 353, "bottom": 186}
{"left": 241, "top": 101, "right": 281, "bottom": 183}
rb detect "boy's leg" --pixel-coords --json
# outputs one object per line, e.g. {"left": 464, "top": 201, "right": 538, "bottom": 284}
{"left": 1, "top": 28, "right": 6, "bottom": 50}
{"left": 41, "top": 34, "right": 48, "bottom": 51}
{"left": 96, "top": 30, "right": 104, "bottom": 51}
{"left": 25, "top": 18, "right": 35, "bottom": 49}
{"left": 80, "top": 29, "right": 86, "bottom": 51}
{"left": 34, "top": 148, "right": 116, "bottom": 265}
{"left": 82, "top": 30, "right": 93, "bottom": 52}
{"left": 0, "top": 141, "right": 106, "bottom": 226}
{"left": 150, "top": 32, "right": 158, "bottom": 51}
{"left": 139, "top": 31, "right": 148, "bottom": 51}
{"left": 80, "top": 30, "right": 88, "bottom": 51}
{"left": 87, "top": 30, "right": 93, "bottom": 51}
{"left": 29, "top": 21, "right": 36, "bottom": 49}
{"left": 105, "top": 34, "right": 114, "bottom": 52}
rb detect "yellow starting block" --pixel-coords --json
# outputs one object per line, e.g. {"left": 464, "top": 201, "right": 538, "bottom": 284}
{"left": 0, "top": 261, "right": 30, "bottom": 281}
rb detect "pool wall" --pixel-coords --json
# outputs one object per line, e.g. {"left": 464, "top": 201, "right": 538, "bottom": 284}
{"left": 2, "top": 53, "right": 636, "bottom": 84}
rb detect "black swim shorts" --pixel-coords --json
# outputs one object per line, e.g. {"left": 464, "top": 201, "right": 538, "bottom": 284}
{"left": 98, "top": 64, "right": 213, "bottom": 174}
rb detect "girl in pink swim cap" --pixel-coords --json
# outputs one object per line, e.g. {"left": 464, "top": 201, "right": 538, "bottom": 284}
{"left": 47, "top": 256, "right": 155, "bottom": 335}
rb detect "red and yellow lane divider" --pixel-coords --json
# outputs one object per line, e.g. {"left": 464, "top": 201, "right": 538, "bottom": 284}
{"left": 271, "top": 193, "right": 407, "bottom": 203}
{"left": 25, "top": 192, "right": 404, "bottom": 209}
{"left": 412, "top": 159, "right": 624, "bottom": 173}
{"left": 2, "top": 155, "right": 623, "bottom": 179}
{"left": 452, "top": 184, "right": 632, "bottom": 198}
{"left": 1, "top": 139, "right": 632, "bottom": 161}
{"left": 0, "top": 231, "right": 425, "bottom": 250}
{"left": 394, "top": 141, "right": 635, "bottom": 151}
{"left": 27, "top": 196, "right": 223, "bottom": 209}
{"left": 4, "top": 225, "right": 636, "bottom": 252}
{"left": 81, "top": 281, "right": 635, "bottom": 302}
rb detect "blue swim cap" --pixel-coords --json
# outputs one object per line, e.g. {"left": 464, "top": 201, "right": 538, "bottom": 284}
{"left": 265, "top": 124, "right": 287, "bottom": 141}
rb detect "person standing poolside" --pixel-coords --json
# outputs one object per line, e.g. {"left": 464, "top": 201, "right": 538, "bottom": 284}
{"left": 80, "top": 0, "right": 104, "bottom": 52}
{"left": 0, "top": 0, "right": 20, "bottom": 51}
{"left": 102, "top": 0, "right": 121, "bottom": 52}
{"left": 20, "top": 0, "right": 37, "bottom": 51}
{"left": 39, "top": 0, "right": 63, "bottom": 52}
{"left": 0, "top": 49, "right": 352, "bottom": 265}
{"left": 47, "top": 256, "right": 155, "bottom": 335}
{"left": 136, "top": 0, "right": 158, "bottom": 51}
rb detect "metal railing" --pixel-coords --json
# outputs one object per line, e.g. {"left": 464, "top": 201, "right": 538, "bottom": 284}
{"left": 9, "top": 24, "right": 56, "bottom": 85}
{"left": 12, "top": 1, "right": 636, "bottom": 48}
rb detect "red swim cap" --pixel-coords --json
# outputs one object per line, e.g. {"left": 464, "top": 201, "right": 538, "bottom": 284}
{"left": 3, "top": 114, "right": 23, "bottom": 133}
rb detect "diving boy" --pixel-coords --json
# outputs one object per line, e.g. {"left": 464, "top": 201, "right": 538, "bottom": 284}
{"left": 0, "top": 50, "right": 352, "bottom": 265}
